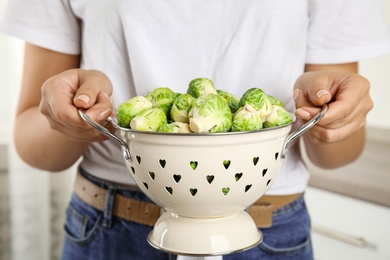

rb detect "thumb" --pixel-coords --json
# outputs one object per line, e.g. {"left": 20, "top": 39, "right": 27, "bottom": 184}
{"left": 294, "top": 72, "right": 332, "bottom": 109}
{"left": 73, "top": 69, "right": 113, "bottom": 109}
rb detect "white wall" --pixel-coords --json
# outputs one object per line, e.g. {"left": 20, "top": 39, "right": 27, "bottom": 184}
{"left": 360, "top": 0, "right": 390, "bottom": 129}
{"left": 0, "top": 33, "right": 22, "bottom": 144}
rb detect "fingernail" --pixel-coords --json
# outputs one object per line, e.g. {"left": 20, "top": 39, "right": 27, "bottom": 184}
{"left": 76, "top": 94, "right": 90, "bottom": 104}
{"left": 296, "top": 108, "right": 311, "bottom": 119}
{"left": 316, "top": 90, "right": 329, "bottom": 99}
{"left": 293, "top": 89, "right": 300, "bottom": 100}
{"left": 98, "top": 109, "right": 111, "bottom": 121}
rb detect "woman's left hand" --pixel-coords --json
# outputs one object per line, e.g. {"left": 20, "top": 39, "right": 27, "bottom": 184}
{"left": 293, "top": 71, "right": 373, "bottom": 144}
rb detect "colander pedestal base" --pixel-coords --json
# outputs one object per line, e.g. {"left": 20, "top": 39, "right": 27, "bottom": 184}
{"left": 147, "top": 210, "right": 263, "bottom": 256}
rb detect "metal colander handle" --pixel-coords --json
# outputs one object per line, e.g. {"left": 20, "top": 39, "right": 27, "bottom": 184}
{"left": 281, "top": 104, "right": 328, "bottom": 159}
{"left": 78, "top": 110, "right": 132, "bottom": 162}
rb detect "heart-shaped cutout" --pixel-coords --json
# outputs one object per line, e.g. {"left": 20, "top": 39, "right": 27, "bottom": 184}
{"left": 275, "top": 152, "right": 279, "bottom": 160}
{"left": 190, "top": 161, "right": 198, "bottom": 170}
{"left": 173, "top": 174, "right": 181, "bottom": 183}
{"left": 222, "top": 187, "right": 230, "bottom": 196}
{"left": 131, "top": 167, "right": 135, "bottom": 174}
{"left": 262, "top": 168, "right": 268, "bottom": 177}
{"left": 143, "top": 182, "right": 148, "bottom": 189}
{"left": 235, "top": 173, "right": 243, "bottom": 181}
{"left": 148, "top": 171, "right": 155, "bottom": 180}
{"left": 159, "top": 159, "right": 166, "bottom": 168}
{"left": 136, "top": 156, "right": 141, "bottom": 164}
{"left": 253, "top": 157, "right": 259, "bottom": 166}
{"left": 206, "top": 175, "right": 214, "bottom": 184}
{"left": 223, "top": 160, "right": 231, "bottom": 169}
{"left": 165, "top": 186, "right": 173, "bottom": 195}
{"left": 245, "top": 184, "right": 252, "bottom": 193}
{"left": 189, "top": 188, "right": 198, "bottom": 196}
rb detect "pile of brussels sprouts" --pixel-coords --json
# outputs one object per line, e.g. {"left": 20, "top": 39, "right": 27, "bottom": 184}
{"left": 115, "top": 78, "right": 293, "bottom": 133}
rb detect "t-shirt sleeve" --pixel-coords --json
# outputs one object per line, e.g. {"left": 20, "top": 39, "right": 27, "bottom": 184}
{"left": 0, "top": 0, "right": 80, "bottom": 55}
{"left": 306, "top": 0, "right": 390, "bottom": 64}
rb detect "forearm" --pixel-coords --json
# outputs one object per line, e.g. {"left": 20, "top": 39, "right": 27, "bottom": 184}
{"left": 14, "top": 106, "right": 89, "bottom": 171}
{"left": 12, "top": 43, "right": 87, "bottom": 171}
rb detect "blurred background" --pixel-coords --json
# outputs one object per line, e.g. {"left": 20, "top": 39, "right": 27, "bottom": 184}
{"left": 0, "top": 1, "right": 389, "bottom": 260}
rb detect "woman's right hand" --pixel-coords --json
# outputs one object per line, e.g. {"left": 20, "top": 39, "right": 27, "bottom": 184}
{"left": 39, "top": 69, "right": 114, "bottom": 143}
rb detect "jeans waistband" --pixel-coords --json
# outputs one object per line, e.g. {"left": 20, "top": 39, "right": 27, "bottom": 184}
{"left": 76, "top": 167, "right": 161, "bottom": 226}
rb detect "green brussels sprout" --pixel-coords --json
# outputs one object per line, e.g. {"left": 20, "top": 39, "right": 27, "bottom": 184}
{"left": 170, "top": 93, "right": 195, "bottom": 123}
{"left": 130, "top": 107, "right": 167, "bottom": 131}
{"left": 267, "top": 94, "right": 284, "bottom": 107}
{"left": 263, "top": 105, "right": 293, "bottom": 128}
{"left": 187, "top": 78, "right": 217, "bottom": 98}
{"left": 231, "top": 104, "right": 263, "bottom": 132}
{"left": 158, "top": 122, "right": 192, "bottom": 133}
{"left": 217, "top": 89, "right": 240, "bottom": 113}
{"left": 145, "top": 87, "right": 177, "bottom": 116}
{"left": 188, "top": 94, "right": 232, "bottom": 133}
{"left": 116, "top": 96, "right": 153, "bottom": 128}
{"left": 239, "top": 88, "right": 273, "bottom": 122}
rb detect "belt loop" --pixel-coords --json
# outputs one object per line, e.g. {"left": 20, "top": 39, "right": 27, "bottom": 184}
{"left": 102, "top": 186, "right": 116, "bottom": 228}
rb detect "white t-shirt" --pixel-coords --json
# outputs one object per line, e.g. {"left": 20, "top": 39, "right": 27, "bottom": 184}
{"left": 1, "top": 0, "right": 390, "bottom": 195}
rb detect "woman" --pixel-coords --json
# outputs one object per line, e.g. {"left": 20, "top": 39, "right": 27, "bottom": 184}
{"left": 1, "top": 0, "right": 389, "bottom": 259}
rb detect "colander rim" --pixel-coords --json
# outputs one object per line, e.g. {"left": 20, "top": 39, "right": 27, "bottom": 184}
{"left": 111, "top": 113, "right": 297, "bottom": 136}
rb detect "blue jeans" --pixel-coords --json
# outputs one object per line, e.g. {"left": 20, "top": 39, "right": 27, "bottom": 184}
{"left": 62, "top": 170, "right": 172, "bottom": 260}
{"left": 225, "top": 194, "right": 313, "bottom": 260}
{"left": 62, "top": 170, "right": 313, "bottom": 260}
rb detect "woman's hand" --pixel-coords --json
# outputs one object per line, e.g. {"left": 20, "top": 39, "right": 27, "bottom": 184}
{"left": 39, "top": 69, "right": 114, "bottom": 143}
{"left": 293, "top": 70, "right": 373, "bottom": 144}
{"left": 293, "top": 68, "right": 373, "bottom": 168}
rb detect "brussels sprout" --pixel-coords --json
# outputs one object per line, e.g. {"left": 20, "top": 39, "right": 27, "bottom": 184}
{"left": 187, "top": 78, "right": 217, "bottom": 98}
{"left": 145, "top": 87, "right": 177, "bottom": 116}
{"left": 158, "top": 122, "right": 192, "bottom": 133}
{"left": 130, "top": 108, "right": 167, "bottom": 131}
{"left": 188, "top": 94, "right": 232, "bottom": 133}
{"left": 217, "top": 89, "right": 240, "bottom": 113}
{"left": 231, "top": 104, "right": 263, "bottom": 132}
{"left": 239, "top": 88, "right": 273, "bottom": 122}
{"left": 170, "top": 93, "right": 195, "bottom": 123}
{"left": 267, "top": 94, "right": 284, "bottom": 107}
{"left": 263, "top": 105, "right": 293, "bottom": 128}
{"left": 116, "top": 96, "right": 153, "bottom": 128}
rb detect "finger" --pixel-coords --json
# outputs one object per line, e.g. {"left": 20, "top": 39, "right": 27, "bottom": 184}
{"left": 82, "top": 91, "right": 114, "bottom": 123}
{"left": 297, "top": 101, "right": 356, "bottom": 131}
{"left": 296, "top": 101, "right": 349, "bottom": 127}
{"left": 305, "top": 118, "right": 365, "bottom": 144}
{"left": 74, "top": 91, "right": 115, "bottom": 139}
{"left": 73, "top": 70, "right": 113, "bottom": 109}
{"left": 47, "top": 70, "right": 113, "bottom": 126}
{"left": 46, "top": 104, "right": 113, "bottom": 143}
{"left": 295, "top": 72, "right": 371, "bottom": 127}
{"left": 294, "top": 72, "right": 333, "bottom": 109}
{"left": 295, "top": 106, "right": 322, "bottom": 121}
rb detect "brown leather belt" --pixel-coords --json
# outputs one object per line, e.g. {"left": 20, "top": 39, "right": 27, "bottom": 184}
{"left": 74, "top": 171, "right": 302, "bottom": 228}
